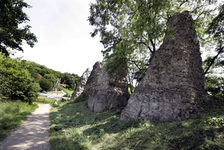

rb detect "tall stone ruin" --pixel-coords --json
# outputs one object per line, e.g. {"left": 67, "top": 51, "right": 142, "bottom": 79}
{"left": 120, "top": 11, "right": 207, "bottom": 122}
{"left": 84, "top": 61, "right": 130, "bottom": 112}
{"left": 71, "top": 68, "right": 91, "bottom": 99}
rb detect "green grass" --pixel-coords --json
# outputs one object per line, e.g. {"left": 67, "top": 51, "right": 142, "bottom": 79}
{"left": 49, "top": 98, "right": 224, "bottom": 150}
{"left": 46, "top": 90, "right": 64, "bottom": 94}
{"left": 34, "top": 97, "right": 56, "bottom": 105}
{"left": 0, "top": 100, "right": 37, "bottom": 142}
{"left": 61, "top": 87, "right": 73, "bottom": 95}
{"left": 34, "top": 97, "right": 66, "bottom": 107}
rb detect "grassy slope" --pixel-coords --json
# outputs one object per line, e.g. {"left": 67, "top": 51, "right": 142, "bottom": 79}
{"left": 0, "top": 101, "right": 38, "bottom": 141}
{"left": 50, "top": 99, "right": 224, "bottom": 150}
{"left": 61, "top": 88, "right": 73, "bottom": 95}
{"left": 34, "top": 97, "right": 57, "bottom": 105}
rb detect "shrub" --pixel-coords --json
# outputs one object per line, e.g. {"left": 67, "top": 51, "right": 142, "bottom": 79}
{"left": 206, "top": 76, "right": 224, "bottom": 100}
{"left": 39, "top": 78, "right": 53, "bottom": 91}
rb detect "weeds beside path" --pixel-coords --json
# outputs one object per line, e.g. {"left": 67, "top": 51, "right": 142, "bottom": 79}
{"left": 0, "top": 101, "right": 37, "bottom": 142}
{"left": 0, "top": 104, "right": 51, "bottom": 150}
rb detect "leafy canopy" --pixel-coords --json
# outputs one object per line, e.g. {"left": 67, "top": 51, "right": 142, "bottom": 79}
{"left": 89, "top": 0, "right": 218, "bottom": 84}
{"left": 0, "top": 0, "right": 37, "bottom": 56}
{"left": 204, "top": 3, "right": 224, "bottom": 75}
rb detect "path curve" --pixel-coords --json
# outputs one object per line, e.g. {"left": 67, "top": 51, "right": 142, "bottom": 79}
{"left": 0, "top": 104, "right": 51, "bottom": 150}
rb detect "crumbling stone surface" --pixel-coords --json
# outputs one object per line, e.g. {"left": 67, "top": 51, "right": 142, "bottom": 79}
{"left": 71, "top": 68, "right": 91, "bottom": 99}
{"left": 84, "top": 61, "right": 129, "bottom": 112}
{"left": 120, "top": 11, "right": 207, "bottom": 122}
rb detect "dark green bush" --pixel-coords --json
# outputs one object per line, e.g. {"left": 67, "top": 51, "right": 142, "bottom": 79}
{"left": 206, "top": 76, "right": 224, "bottom": 100}
{"left": 39, "top": 78, "right": 53, "bottom": 91}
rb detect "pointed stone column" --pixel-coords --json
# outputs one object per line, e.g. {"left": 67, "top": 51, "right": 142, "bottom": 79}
{"left": 84, "top": 61, "right": 130, "bottom": 112}
{"left": 71, "top": 68, "right": 91, "bottom": 99}
{"left": 120, "top": 11, "right": 207, "bottom": 122}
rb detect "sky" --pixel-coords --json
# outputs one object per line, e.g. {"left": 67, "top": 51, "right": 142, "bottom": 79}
{"left": 15, "top": 0, "right": 103, "bottom": 76}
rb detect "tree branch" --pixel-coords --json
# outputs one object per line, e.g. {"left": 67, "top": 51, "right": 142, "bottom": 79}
{"left": 150, "top": 39, "right": 156, "bottom": 52}
{"left": 130, "top": 60, "right": 141, "bottom": 70}
{"left": 204, "top": 46, "right": 224, "bottom": 75}
{"left": 137, "top": 41, "right": 153, "bottom": 53}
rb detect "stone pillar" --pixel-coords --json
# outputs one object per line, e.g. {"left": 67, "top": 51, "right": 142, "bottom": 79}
{"left": 71, "top": 68, "right": 90, "bottom": 99}
{"left": 84, "top": 61, "right": 130, "bottom": 112}
{"left": 120, "top": 11, "right": 207, "bottom": 122}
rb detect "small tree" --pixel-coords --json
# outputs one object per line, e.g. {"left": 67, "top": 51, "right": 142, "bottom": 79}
{"left": 39, "top": 78, "right": 53, "bottom": 92}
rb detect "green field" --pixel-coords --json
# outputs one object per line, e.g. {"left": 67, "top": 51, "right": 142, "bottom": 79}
{"left": 49, "top": 98, "right": 224, "bottom": 150}
{"left": 0, "top": 101, "right": 37, "bottom": 141}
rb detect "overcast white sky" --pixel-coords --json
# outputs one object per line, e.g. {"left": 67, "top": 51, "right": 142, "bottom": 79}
{"left": 16, "top": 0, "right": 103, "bottom": 76}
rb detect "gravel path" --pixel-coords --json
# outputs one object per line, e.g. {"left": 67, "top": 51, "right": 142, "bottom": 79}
{"left": 0, "top": 104, "right": 51, "bottom": 150}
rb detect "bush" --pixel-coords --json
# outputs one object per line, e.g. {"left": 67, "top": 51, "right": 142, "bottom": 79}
{"left": 39, "top": 78, "right": 53, "bottom": 91}
{"left": 0, "top": 53, "right": 39, "bottom": 103}
{"left": 206, "top": 76, "right": 224, "bottom": 100}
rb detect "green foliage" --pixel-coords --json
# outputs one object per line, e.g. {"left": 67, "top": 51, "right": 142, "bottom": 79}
{"left": 0, "top": 53, "right": 39, "bottom": 103}
{"left": 25, "top": 61, "right": 62, "bottom": 91}
{"left": 26, "top": 61, "right": 61, "bottom": 80}
{"left": 0, "top": 101, "right": 37, "bottom": 141}
{"left": 61, "top": 73, "right": 80, "bottom": 89}
{"left": 206, "top": 76, "right": 224, "bottom": 100}
{"left": 89, "top": 0, "right": 217, "bottom": 84}
{"left": 60, "top": 87, "right": 73, "bottom": 95}
{"left": 43, "top": 73, "right": 58, "bottom": 89}
{"left": 0, "top": 0, "right": 37, "bottom": 56}
{"left": 207, "top": 4, "right": 224, "bottom": 42}
{"left": 204, "top": 3, "right": 224, "bottom": 75}
{"left": 39, "top": 78, "right": 53, "bottom": 92}
{"left": 49, "top": 98, "right": 224, "bottom": 150}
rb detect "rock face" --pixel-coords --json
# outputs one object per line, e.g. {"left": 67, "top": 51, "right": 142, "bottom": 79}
{"left": 84, "top": 61, "right": 129, "bottom": 112}
{"left": 71, "top": 68, "right": 91, "bottom": 99}
{"left": 120, "top": 11, "right": 207, "bottom": 122}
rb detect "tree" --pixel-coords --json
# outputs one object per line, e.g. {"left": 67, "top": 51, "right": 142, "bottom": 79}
{"left": 0, "top": 0, "right": 37, "bottom": 56}
{"left": 44, "top": 74, "right": 58, "bottom": 86}
{"left": 61, "top": 73, "right": 80, "bottom": 89}
{"left": 39, "top": 78, "right": 53, "bottom": 92}
{"left": 89, "top": 0, "right": 216, "bottom": 87}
